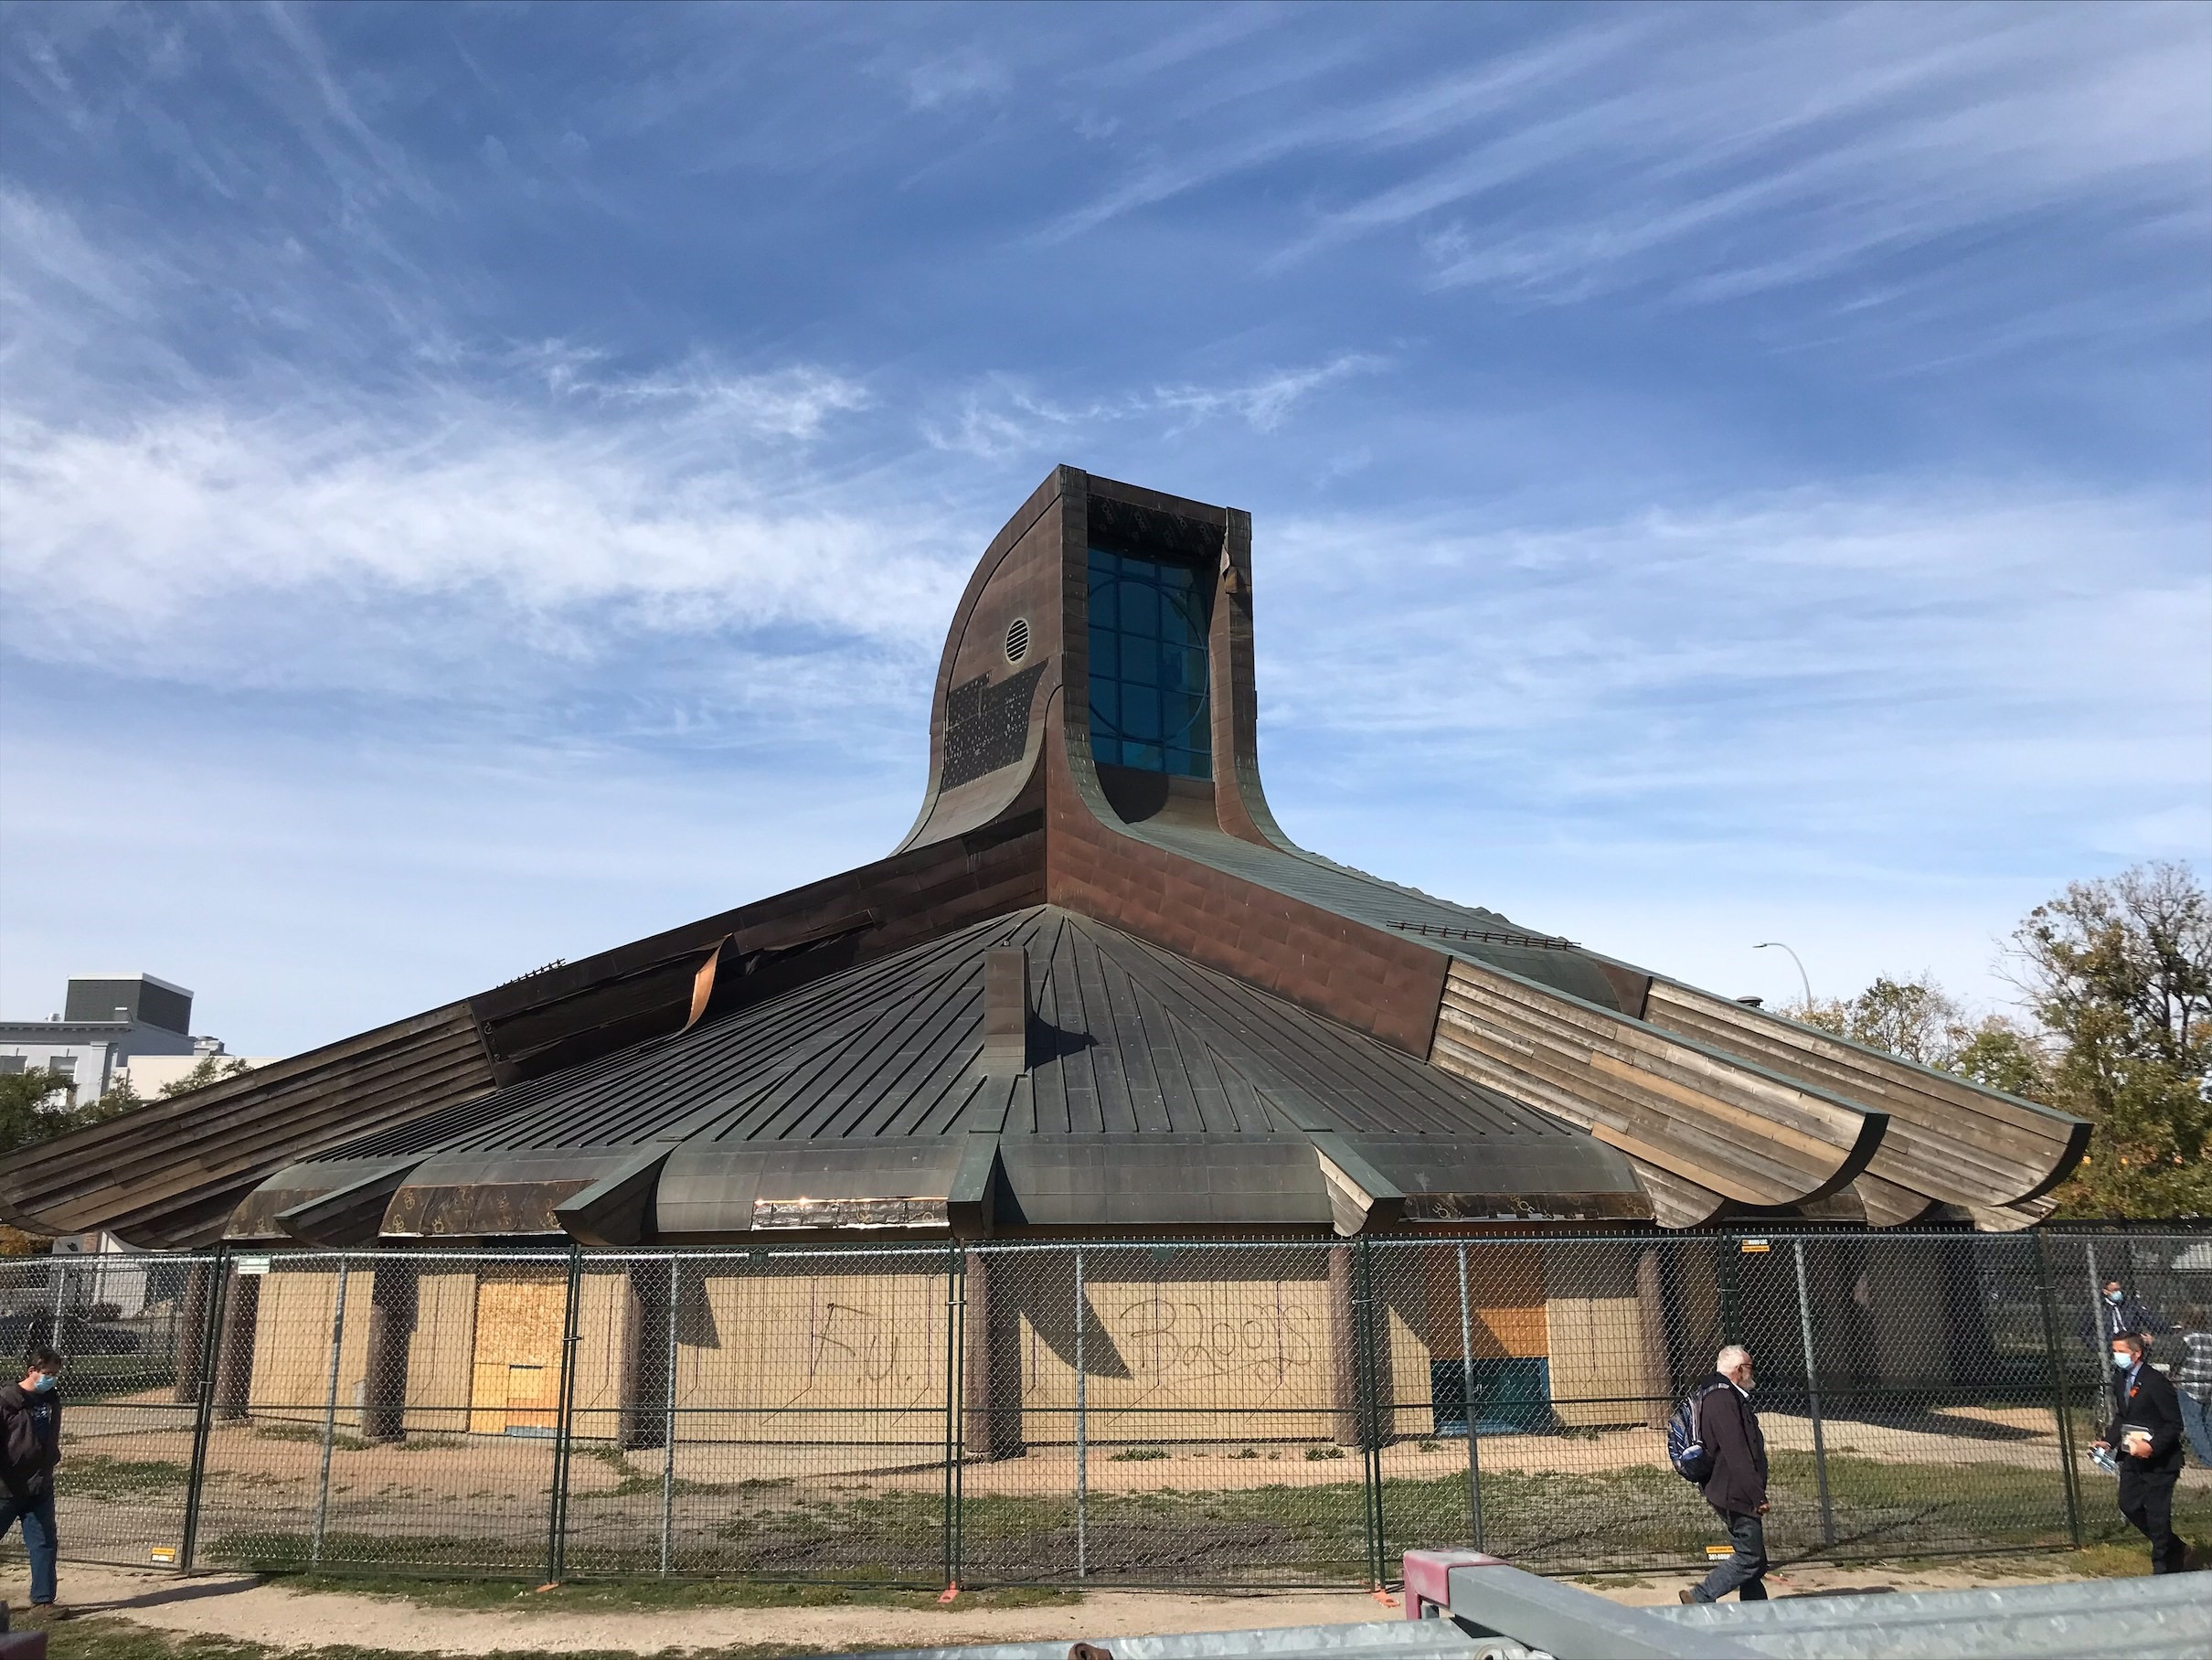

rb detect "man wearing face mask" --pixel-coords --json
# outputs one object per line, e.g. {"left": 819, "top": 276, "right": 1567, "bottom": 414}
{"left": 2090, "top": 1279, "right": 2169, "bottom": 1421}
{"left": 2092, "top": 1331, "right": 2187, "bottom": 1574}
{"left": 0, "top": 1345, "right": 65, "bottom": 1621}
{"left": 1681, "top": 1345, "right": 1769, "bottom": 1604}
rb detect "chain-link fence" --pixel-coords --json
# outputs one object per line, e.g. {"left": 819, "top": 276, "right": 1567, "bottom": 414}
{"left": 4, "top": 1229, "right": 2205, "bottom": 1590}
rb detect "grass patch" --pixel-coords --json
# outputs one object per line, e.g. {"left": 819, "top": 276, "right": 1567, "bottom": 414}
{"left": 1107, "top": 1446, "right": 1167, "bottom": 1462}
{"left": 1304, "top": 1445, "right": 1345, "bottom": 1461}
{"left": 38, "top": 1615, "right": 831, "bottom": 1660}
{"left": 254, "top": 1422, "right": 369, "bottom": 1452}
{"left": 207, "top": 1531, "right": 548, "bottom": 1576}
{"left": 58, "top": 1453, "right": 192, "bottom": 1499}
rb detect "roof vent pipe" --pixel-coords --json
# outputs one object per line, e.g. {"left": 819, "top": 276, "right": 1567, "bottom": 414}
{"left": 983, "top": 946, "right": 1029, "bottom": 1076}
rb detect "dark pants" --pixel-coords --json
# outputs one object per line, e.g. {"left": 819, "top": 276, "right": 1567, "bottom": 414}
{"left": 0, "top": 1487, "right": 58, "bottom": 1606}
{"left": 1692, "top": 1509, "right": 1769, "bottom": 1602}
{"left": 2118, "top": 1467, "right": 2185, "bottom": 1574}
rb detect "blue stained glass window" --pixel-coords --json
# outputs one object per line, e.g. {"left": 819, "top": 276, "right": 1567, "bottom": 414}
{"left": 1087, "top": 547, "right": 1212, "bottom": 779}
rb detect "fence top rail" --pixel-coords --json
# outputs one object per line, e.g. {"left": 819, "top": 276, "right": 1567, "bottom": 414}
{"left": 13, "top": 1226, "right": 2207, "bottom": 1269}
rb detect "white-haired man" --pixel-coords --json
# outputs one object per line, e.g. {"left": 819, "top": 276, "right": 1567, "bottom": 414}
{"left": 1681, "top": 1345, "right": 1769, "bottom": 1604}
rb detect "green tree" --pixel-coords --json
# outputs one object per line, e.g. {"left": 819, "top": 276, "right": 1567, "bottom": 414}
{"left": 1949, "top": 1016, "right": 2049, "bottom": 1100}
{"left": 156, "top": 1054, "right": 253, "bottom": 1097}
{"left": 2010, "top": 861, "right": 2210, "bottom": 1219}
{"left": 0, "top": 1052, "right": 211, "bottom": 1159}
{"left": 1786, "top": 974, "right": 1997, "bottom": 1072}
{"left": 0, "top": 1067, "right": 83, "bottom": 1158}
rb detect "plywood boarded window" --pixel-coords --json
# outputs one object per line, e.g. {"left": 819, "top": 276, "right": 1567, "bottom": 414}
{"left": 470, "top": 1277, "right": 565, "bottom": 1436}
{"left": 1418, "top": 1244, "right": 1547, "bottom": 1358}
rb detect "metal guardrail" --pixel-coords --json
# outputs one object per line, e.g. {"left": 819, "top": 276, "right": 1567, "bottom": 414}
{"left": 835, "top": 1554, "right": 2212, "bottom": 1660}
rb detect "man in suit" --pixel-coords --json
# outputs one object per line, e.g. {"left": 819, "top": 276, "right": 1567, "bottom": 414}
{"left": 1681, "top": 1345, "right": 1769, "bottom": 1604}
{"left": 2092, "top": 1329, "right": 2188, "bottom": 1574}
{"left": 2088, "top": 1278, "right": 2170, "bottom": 1420}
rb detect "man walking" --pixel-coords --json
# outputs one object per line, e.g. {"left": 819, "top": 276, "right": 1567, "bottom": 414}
{"left": 2092, "top": 1330, "right": 2187, "bottom": 1574}
{"left": 2089, "top": 1278, "right": 2168, "bottom": 1421}
{"left": 1682, "top": 1345, "right": 1768, "bottom": 1604}
{"left": 0, "top": 1345, "right": 64, "bottom": 1621}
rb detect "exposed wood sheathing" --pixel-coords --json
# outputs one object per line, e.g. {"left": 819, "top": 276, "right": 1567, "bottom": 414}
{"left": 1642, "top": 981, "right": 2090, "bottom": 1208}
{"left": 0, "top": 1010, "right": 498, "bottom": 1249}
{"left": 1430, "top": 960, "right": 1885, "bottom": 1210}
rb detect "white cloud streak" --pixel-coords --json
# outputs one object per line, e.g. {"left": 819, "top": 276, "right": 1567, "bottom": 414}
{"left": 1051, "top": 5, "right": 2210, "bottom": 310}
{"left": 1257, "top": 484, "right": 2211, "bottom": 840}
{"left": 0, "top": 367, "right": 959, "bottom": 708}
{"left": 923, "top": 356, "right": 1388, "bottom": 459}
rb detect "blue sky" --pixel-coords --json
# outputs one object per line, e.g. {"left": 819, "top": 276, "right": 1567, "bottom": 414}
{"left": 3, "top": 2, "right": 2207, "bottom": 1056}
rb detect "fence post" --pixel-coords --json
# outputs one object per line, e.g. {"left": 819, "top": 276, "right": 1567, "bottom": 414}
{"left": 545, "top": 1246, "right": 584, "bottom": 1584}
{"left": 178, "top": 1246, "right": 230, "bottom": 1573}
{"left": 1355, "top": 1237, "right": 1386, "bottom": 1589}
{"left": 1456, "top": 1241, "right": 1484, "bottom": 1551}
{"left": 938, "top": 1243, "right": 965, "bottom": 1593}
{"left": 1790, "top": 1240, "right": 1835, "bottom": 1548}
{"left": 312, "top": 1259, "right": 354, "bottom": 1567}
{"left": 2035, "top": 1231, "right": 2085, "bottom": 1550}
{"left": 45, "top": 1257, "right": 69, "bottom": 1357}
{"left": 1074, "top": 1244, "right": 1088, "bottom": 1580}
{"left": 659, "top": 1257, "right": 680, "bottom": 1577}
{"left": 1717, "top": 1237, "right": 1742, "bottom": 1349}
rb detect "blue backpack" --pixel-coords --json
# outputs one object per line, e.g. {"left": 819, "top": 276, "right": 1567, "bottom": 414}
{"left": 1666, "top": 1381, "right": 1728, "bottom": 1484}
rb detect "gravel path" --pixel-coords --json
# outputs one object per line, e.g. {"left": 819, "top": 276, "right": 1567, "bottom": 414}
{"left": 5, "top": 1558, "right": 2111, "bottom": 1655}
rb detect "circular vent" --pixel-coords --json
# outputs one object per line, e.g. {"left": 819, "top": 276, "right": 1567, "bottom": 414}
{"left": 1005, "top": 616, "right": 1031, "bottom": 663}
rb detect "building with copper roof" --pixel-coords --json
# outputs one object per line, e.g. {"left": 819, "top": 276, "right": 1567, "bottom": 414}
{"left": 0, "top": 468, "right": 2090, "bottom": 1445}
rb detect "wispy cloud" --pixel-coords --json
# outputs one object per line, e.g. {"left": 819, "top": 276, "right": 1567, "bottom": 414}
{"left": 1045, "top": 4, "right": 2209, "bottom": 322}
{"left": 0, "top": 378, "right": 953, "bottom": 708}
{"left": 1258, "top": 484, "right": 2210, "bottom": 831}
{"left": 899, "top": 49, "right": 1009, "bottom": 113}
{"left": 923, "top": 356, "right": 1388, "bottom": 458}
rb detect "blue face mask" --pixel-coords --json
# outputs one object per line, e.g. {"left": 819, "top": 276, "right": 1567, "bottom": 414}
{"left": 29, "top": 1373, "right": 58, "bottom": 1393}
{"left": 2105, "top": 1290, "right": 2124, "bottom": 1305}
{"left": 2111, "top": 1352, "right": 2133, "bottom": 1370}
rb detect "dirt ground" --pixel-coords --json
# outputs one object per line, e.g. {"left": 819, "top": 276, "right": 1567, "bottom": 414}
{"left": 4, "top": 1555, "right": 2128, "bottom": 1657}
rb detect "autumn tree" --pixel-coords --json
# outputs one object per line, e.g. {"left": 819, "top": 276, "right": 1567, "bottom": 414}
{"left": 1787, "top": 974, "right": 2048, "bottom": 1091}
{"left": 2012, "top": 861, "right": 2210, "bottom": 1218}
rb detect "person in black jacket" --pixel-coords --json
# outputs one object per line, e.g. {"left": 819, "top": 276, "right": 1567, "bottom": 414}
{"left": 0, "top": 1344, "right": 64, "bottom": 1617}
{"left": 2088, "top": 1279, "right": 2170, "bottom": 1420}
{"left": 2093, "top": 1330, "right": 2189, "bottom": 1574}
{"left": 1682, "top": 1345, "right": 1769, "bottom": 1604}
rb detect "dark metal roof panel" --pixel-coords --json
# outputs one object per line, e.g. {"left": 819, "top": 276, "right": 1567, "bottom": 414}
{"left": 317, "top": 906, "right": 1622, "bottom": 1179}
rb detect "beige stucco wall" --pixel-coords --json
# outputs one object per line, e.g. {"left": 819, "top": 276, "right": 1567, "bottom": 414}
{"left": 1016, "top": 1262, "right": 1341, "bottom": 1443}
{"left": 405, "top": 1269, "right": 477, "bottom": 1433}
{"left": 672, "top": 1264, "right": 952, "bottom": 1446}
{"left": 240, "top": 1247, "right": 1675, "bottom": 1446}
{"left": 1542, "top": 1243, "right": 1663, "bottom": 1428}
{"left": 247, "top": 1265, "right": 376, "bottom": 1426}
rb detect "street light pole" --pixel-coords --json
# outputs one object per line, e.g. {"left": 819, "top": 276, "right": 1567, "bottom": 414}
{"left": 1754, "top": 942, "right": 1813, "bottom": 1009}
